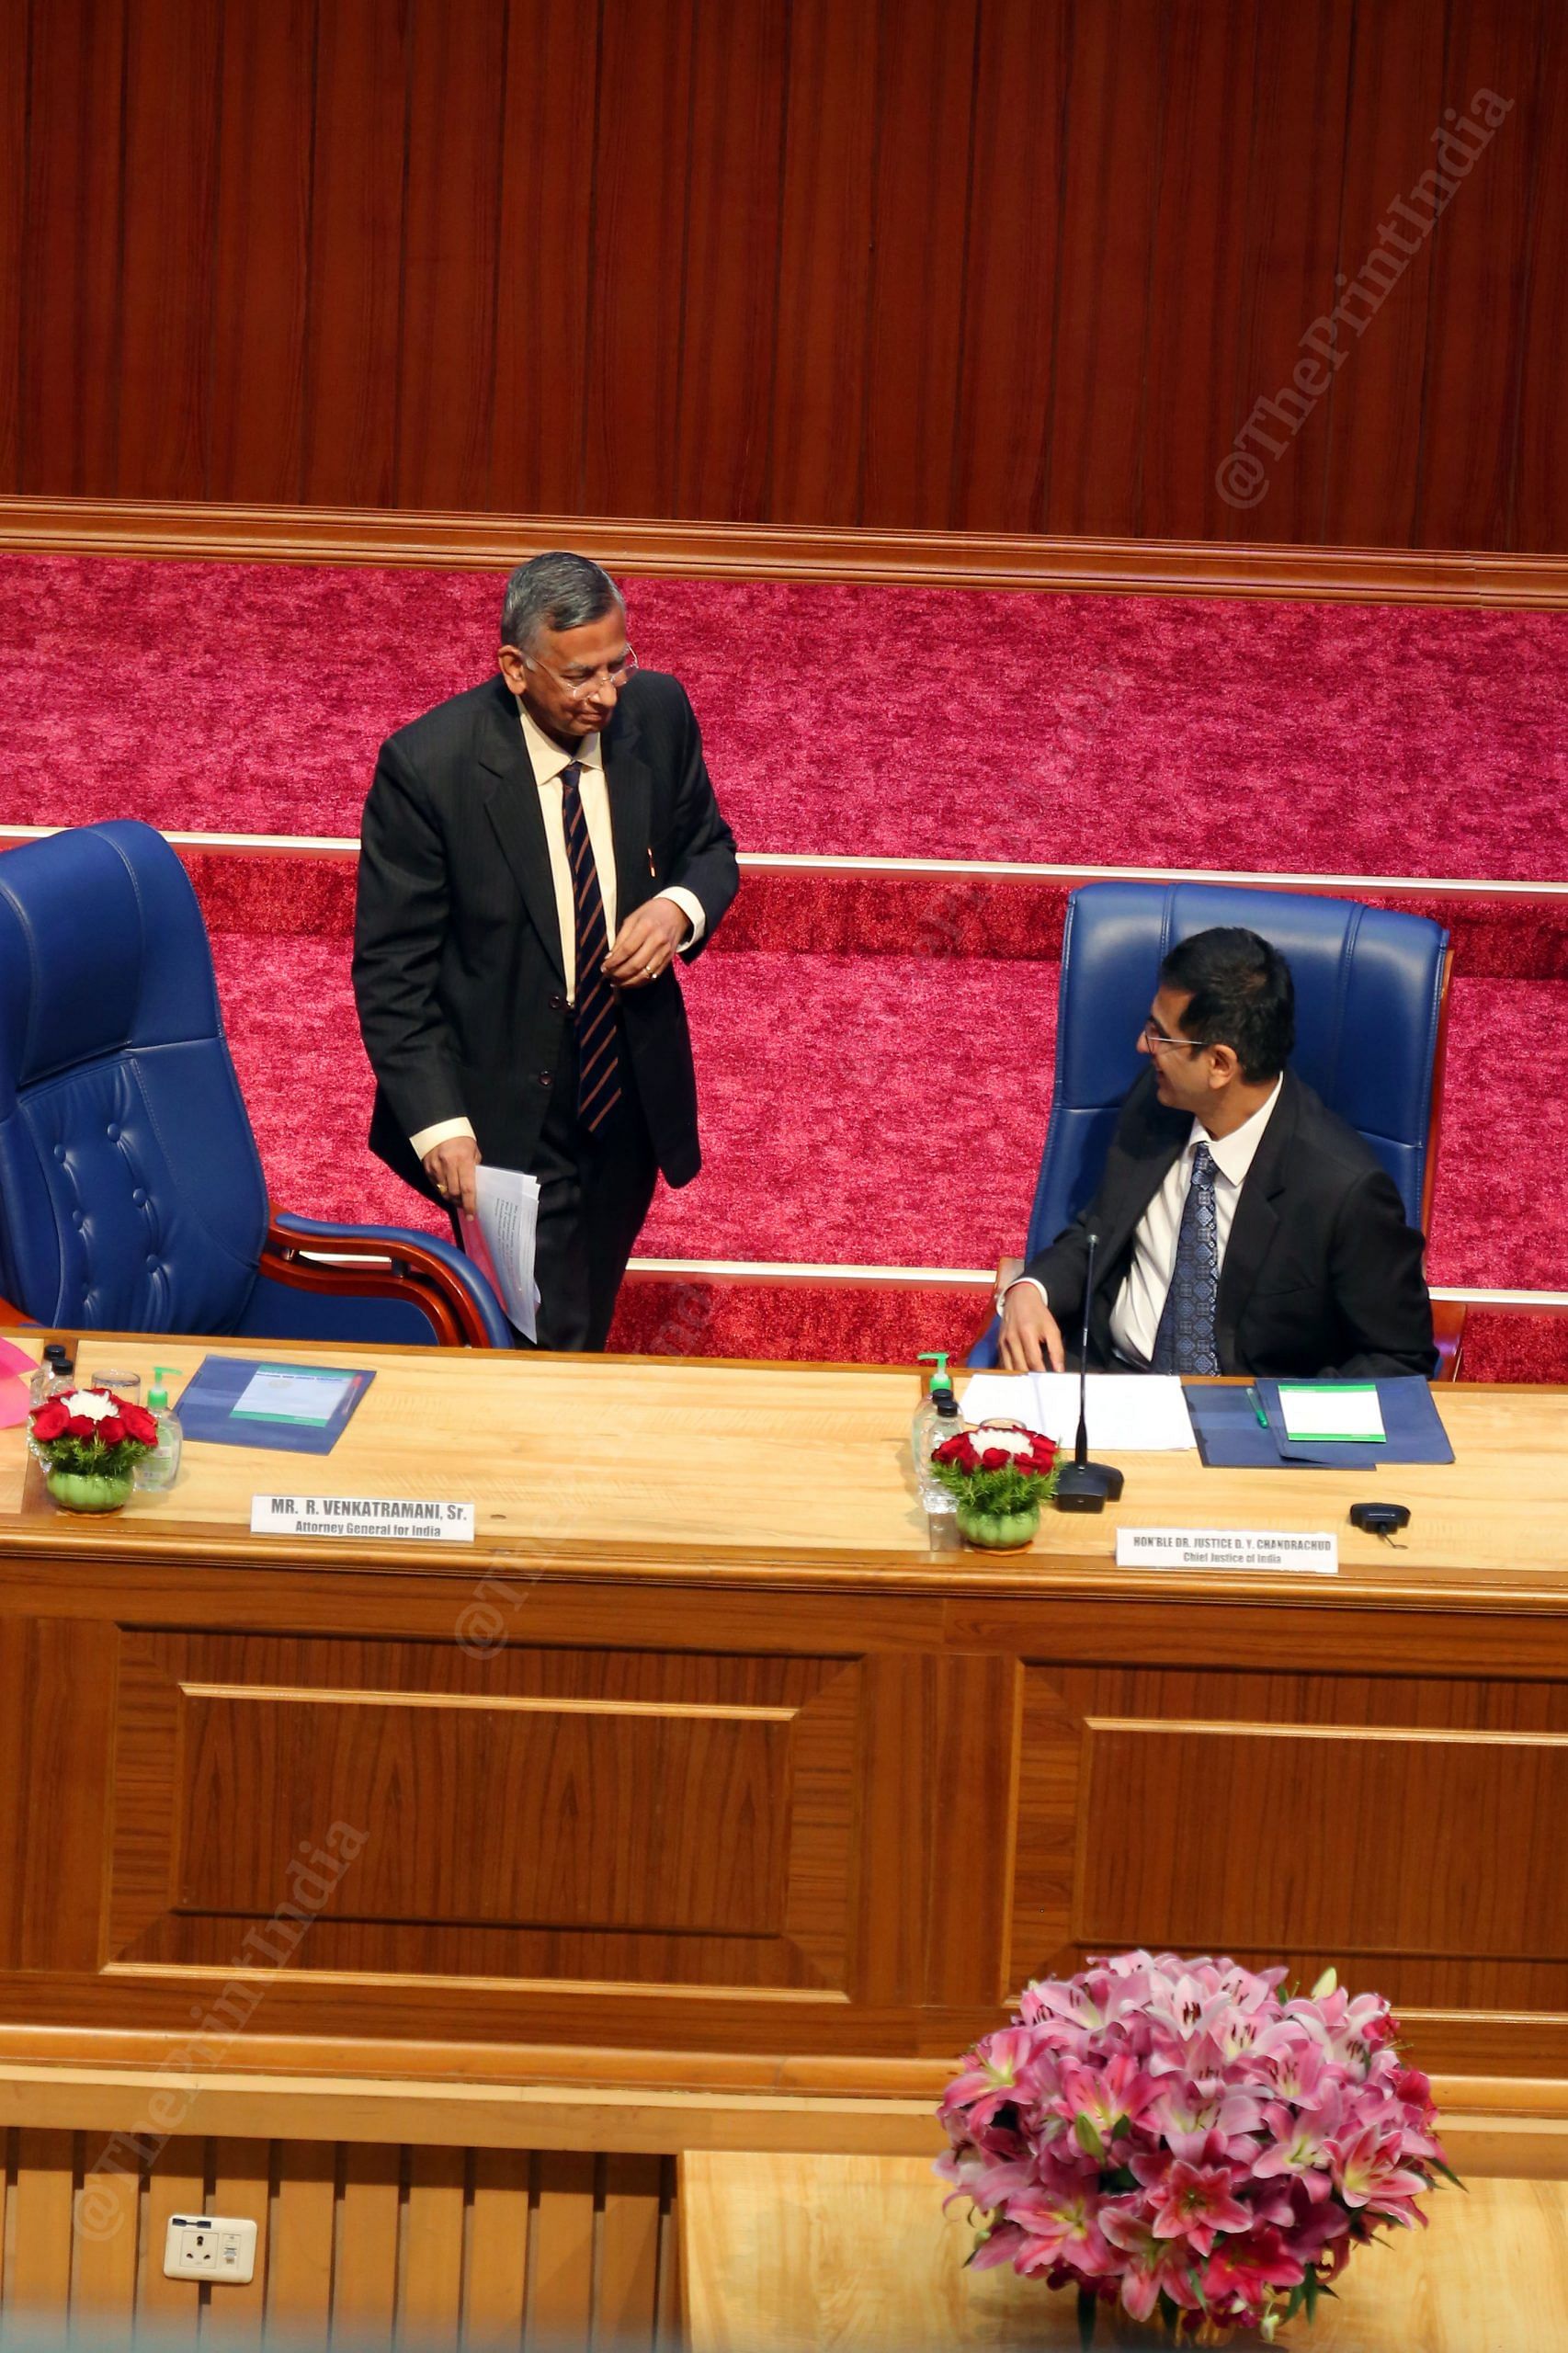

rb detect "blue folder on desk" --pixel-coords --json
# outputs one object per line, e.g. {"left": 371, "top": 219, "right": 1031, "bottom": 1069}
{"left": 1187, "top": 1377, "right": 1454, "bottom": 1469}
{"left": 175, "top": 1357, "right": 374, "bottom": 1456}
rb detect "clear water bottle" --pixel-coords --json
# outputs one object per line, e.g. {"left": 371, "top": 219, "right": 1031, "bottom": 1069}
{"left": 911, "top": 1352, "right": 967, "bottom": 1550}
{"left": 28, "top": 1343, "right": 69, "bottom": 1408}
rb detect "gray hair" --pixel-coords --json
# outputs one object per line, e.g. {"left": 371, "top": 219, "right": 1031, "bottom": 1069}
{"left": 500, "top": 551, "right": 624, "bottom": 654}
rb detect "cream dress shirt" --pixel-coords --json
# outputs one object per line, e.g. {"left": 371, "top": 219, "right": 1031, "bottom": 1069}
{"left": 409, "top": 699, "right": 706, "bottom": 1160}
{"left": 1011, "top": 1076, "right": 1283, "bottom": 1365}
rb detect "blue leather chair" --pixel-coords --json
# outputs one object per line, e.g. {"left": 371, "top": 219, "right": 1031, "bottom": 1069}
{"left": 0, "top": 822, "right": 511, "bottom": 1347}
{"left": 971, "top": 880, "right": 1455, "bottom": 1368}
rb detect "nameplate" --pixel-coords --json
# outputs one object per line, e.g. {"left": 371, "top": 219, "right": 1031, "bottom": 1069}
{"left": 1115, "top": 1528, "right": 1338, "bottom": 1574}
{"left": 251, "top": 1495, "right": 475, "bottom": 1543}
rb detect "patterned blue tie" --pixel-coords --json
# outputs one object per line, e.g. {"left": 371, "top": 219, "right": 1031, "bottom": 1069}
{"left": 560, "top": 762, "right": 622, "bottom": 1133}
{"left": 1152, "top": 1143, "right": 1221, "bottom": 1374}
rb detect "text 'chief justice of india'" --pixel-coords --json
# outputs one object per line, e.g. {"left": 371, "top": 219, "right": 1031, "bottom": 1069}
{"left": 352, "top": 551, "right": 739, "bottom": 1350}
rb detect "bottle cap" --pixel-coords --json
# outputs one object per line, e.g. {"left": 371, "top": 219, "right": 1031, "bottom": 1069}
{"left": 917, "top": 1349, "right": 953, "bottom": 1394}
{"left": 934, "top": 1389, "right": 960, "bottom": 1417}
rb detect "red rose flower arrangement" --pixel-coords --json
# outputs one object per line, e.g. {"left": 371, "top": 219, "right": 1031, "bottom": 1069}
{"left": 29, "top": 1386, "right": 160, "bottom": 1477}
{"left": 929, "top": 1420, "right": 1060, "bottom": 1517}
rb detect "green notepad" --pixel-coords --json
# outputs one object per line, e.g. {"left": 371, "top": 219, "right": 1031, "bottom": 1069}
{"left": 1276, "top": 1381, "right": 1386, "bottom": 1444}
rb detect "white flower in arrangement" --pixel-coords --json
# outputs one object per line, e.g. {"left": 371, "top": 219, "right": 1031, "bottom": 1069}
{"left": 971, "top": 1425, "right": 1040, "bottom": 1459}
{"left": 59, "top": 1388, "right": 120, "bottom": 1421}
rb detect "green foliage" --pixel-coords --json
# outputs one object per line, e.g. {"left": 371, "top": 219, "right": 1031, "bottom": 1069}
{"left": 928, "top": 1458, "right": 1057, "bottom": 1515}
{"left": 36, "top": 1433, "right": 147, "bottom": 1479}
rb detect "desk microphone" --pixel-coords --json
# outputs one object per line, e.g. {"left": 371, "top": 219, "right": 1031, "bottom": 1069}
{"left": 1052, "top": 1231, "right": 1125, "bottom": 1512}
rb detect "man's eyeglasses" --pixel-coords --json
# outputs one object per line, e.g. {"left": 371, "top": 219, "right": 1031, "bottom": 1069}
{"left": 528, "top": 647, "right": 639, "bottom": 704}
{"left": 1142, "top": 1017, "right": 1204, "bottom": 1056}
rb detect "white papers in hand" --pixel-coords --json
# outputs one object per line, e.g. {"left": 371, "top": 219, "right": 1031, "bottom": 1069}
{"left": 959, "top": 1370, "right": 1196, "bottom": 1451}
{"left": 460, "top": 1166, "right": 541, "bottom": 1341}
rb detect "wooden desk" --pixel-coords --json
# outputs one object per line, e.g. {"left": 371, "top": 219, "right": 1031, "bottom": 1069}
{"left": 681, "top": 2153, "right": 1568, "bottom": 2352}
{"left": 3, "top": 1334, "right": 1567, "bottom": 2097}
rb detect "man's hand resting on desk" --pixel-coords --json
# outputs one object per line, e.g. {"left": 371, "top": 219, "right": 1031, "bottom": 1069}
{"left": 422, "top": 1134, "right": 482, "bottom": 1219}
{"left": 999, "top": 1283, "right": 1067, "bottom": 1373}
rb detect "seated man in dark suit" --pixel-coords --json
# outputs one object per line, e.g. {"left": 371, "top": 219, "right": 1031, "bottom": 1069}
{"left": 998, "top": 926, "right": 1437, "bottom": 1379}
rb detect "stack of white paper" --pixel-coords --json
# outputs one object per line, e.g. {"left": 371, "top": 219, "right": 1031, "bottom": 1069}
{"left": 959, "top": 1370, "right": 1196, "bottom": 1451}
{"left": 460, "top": 1166, "right": 541, "bottom": 1341}
{"left": 1277, "top": 1381, "right": 1386, "bottom": 1443}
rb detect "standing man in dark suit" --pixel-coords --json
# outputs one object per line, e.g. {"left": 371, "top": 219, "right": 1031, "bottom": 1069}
{"left": 353, "top": 551, "right": 739, "bottom": 1350}
{"left": 999, "top": 927, "right": 1436, "bottom": 1379}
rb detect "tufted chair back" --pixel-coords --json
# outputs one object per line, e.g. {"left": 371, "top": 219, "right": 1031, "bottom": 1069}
{"left": 0, "top": 822, "right": 272, "bottom": 1331}
{"left": 1023, "top": 881, "right": 1450, "bottom": 1262}
{"left": 969, "top": 880, "right": 1453, "bottom": 1368}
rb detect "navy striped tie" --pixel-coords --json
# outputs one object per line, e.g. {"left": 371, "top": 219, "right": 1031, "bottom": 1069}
{"left": 560, "top": 762, "right": 622, "bottom": 1133}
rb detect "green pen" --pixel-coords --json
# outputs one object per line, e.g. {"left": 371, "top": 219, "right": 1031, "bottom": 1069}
{"left": 1246, "top": 1385, "right": 1268, "bottom": 1428}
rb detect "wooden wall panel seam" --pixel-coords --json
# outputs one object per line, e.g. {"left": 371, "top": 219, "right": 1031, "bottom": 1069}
{"left": 578, "top": 0, "right": 609, "bottom": 521}
{"left": 1407, "top": 0, "right": 1457, "bottom": 547}
{"left": 388, "top": 0, "right": 417, "bottom": 513}
{"left": 1498, "top": 7, "right": 1551, "bottom": 551}
{"left": 941, "top": 4, "right": 986, "bottom": 534}
{"left": 1313, "top": 0, "right": 1360, "bottom": 547}
{"left": 756, "top": 0, "right": 796, "bottom": 528}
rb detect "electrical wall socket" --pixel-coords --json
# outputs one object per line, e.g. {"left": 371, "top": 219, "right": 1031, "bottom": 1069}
{"left": 163, "top": 2213, "right": 258, "bottom": 2284}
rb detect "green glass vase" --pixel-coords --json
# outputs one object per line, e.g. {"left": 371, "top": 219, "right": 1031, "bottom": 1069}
{"left": 45, "top": 1467, "right": 135, "bottom": 1515}
{"left": 956, "top": 1499, "right": 1040, "bottom": 1551}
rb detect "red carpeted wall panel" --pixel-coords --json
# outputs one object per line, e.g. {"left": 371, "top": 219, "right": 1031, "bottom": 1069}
{"left": 174, "top": 850, "right": 1568, "bottom": 981}
{"left": 207, "top": 935, "right": 1568, "bottom": 1297}
{"left": 5, "top": 554, "right": 1566, "bottom": 882}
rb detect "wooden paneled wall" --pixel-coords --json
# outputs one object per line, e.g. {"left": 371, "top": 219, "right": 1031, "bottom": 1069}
{"left": 0, "top": 2130, "right": 679, "bottom": 2344}
{"left": 0, "top": 0, "right": 1563, "bottom": 551}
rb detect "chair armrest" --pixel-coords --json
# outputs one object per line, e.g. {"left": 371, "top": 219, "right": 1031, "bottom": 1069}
{"left": 1432, "top": 1299, "right": 1466, "bottom": 1383}
{"left": 996, "top": 1255, "right": 1024, "bottom": 1294}
{"left": 265, "top": 1213, "right": 512, "bottom": 1348}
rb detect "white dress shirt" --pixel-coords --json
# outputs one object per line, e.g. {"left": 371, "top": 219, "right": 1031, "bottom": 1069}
{"left": 410, "top": 699, "right": 707, "bottom": 1161}
{"left": 1012, "top": 1077, "right": 1283, "bottom": 1365}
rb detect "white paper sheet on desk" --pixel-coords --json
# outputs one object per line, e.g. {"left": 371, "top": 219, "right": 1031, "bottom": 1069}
{"left": 460, "top": 1166, "right": 540, "bottom": 1342}
{"left": 959, "top": 1371, "right": 1196, "bottom": 1451}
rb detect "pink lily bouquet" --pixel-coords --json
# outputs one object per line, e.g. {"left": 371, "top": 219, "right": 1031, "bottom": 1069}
{"left": 937, "top": 1950, "right": 1452, "bottom": 2345}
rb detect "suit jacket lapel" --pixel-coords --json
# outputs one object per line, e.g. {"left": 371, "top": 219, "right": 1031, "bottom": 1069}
{"left": 1214, "top": 1071, "right": 1297, "bottom": 1368}
{"left": 603, "top": 702, "right": 653, "bottom": 930}
{"left": 478, "top": 681, "right": 565, "bottom": 983}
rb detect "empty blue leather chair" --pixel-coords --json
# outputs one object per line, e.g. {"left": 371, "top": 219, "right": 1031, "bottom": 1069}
{"left": 0, "top": 822, "right": 510, "bottom": 1346}
{"left": 971, "top": 880, "right": 1452, "bottom": 1366}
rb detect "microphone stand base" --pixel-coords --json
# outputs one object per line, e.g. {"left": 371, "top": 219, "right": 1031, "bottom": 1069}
{"left": 1054, "top": 1460, "right": 1126, "bottom": 1512}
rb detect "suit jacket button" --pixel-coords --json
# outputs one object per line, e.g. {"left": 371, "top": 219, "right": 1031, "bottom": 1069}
{"left": 539, "top": 1071, "right": 553, "bottom": 1087}
{"left": 549, "top": 992, "right": 565, "bottom": 1011}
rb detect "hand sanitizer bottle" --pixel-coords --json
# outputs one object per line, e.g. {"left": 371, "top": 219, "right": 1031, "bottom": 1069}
{"left": 912, "top": 1352, "right": 968, "bottom": 1547}
{"left": 135, "top": 1369, "right": 184, "bottom": 1490}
